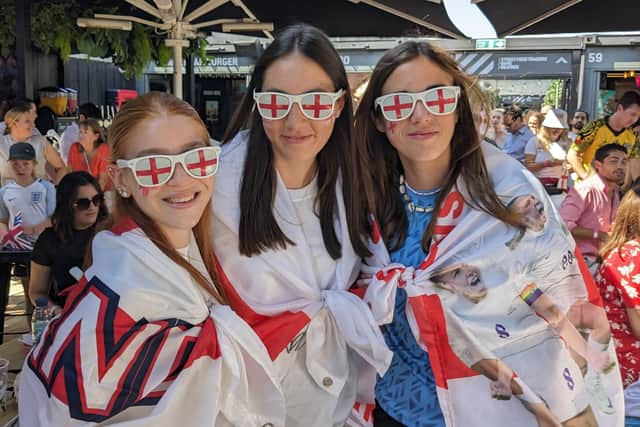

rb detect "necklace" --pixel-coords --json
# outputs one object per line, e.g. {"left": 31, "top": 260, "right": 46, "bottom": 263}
{"left": 399, "top": 174, "right": 438, "bottom": 214}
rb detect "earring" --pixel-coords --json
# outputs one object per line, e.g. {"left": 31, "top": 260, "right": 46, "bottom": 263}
{"left": 118, "top": 187, "right": 130, "bottom": 198}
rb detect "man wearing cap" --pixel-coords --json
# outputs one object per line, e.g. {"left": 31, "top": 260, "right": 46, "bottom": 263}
{"left": 0, "top": 142, "right": 56, "bottom": 313}
{"left": 502, "top": 105, "right": 534, "bottom": 162}
{"left": 560, "top": 143, "right": 628, "bottom": 274}
{"left": 567, "top": 91, "right": 640, "bottom": 181}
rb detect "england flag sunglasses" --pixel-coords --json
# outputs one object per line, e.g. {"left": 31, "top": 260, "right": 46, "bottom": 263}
{"left": 374, "top": 86, "right": 461, "bottom": 122}
{"left": 253, "top": 89, "right": 344, "bottom": 120}
{"left": 116, "top": 146, "right": 221, "bottom": 188}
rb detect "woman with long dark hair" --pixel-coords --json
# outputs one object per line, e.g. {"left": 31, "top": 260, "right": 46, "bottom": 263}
{"left": 29, "top": 171, "right": 107, "bottom": 311}
{"left": 19, "top": 92, "right": 285, "bottom": 426}
{"left": 211, "top": 24, "right": 391, "bottom": 426}
{"left": 354, "top": 41, "right": 620, "bottom": 426}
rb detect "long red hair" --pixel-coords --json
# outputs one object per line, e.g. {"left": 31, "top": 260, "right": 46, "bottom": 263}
{"left": 92, "top": 92, "right": 226, "bottom": 304}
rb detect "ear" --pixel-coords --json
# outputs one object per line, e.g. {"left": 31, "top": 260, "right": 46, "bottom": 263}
{"left": 372, "top": 111, "right": 386, "bottom": 133}
{"left": 107, "top": 164, "right": 127, "bottom": 191}
{"left": 334, "top": 90, "right": 346, "bottom": 119}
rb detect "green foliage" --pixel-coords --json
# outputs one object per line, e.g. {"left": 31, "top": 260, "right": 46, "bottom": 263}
{"left": 0, "top": 0, "right": 212, "bottom": 77}
{"left": 31, "top": 0, "right": 79, "bottom": 60}
{"left": 0, "top": 0, "right": 15, "bottom": 57}
{"left": 544, "top": 79, "right": 564, "bottom": 108}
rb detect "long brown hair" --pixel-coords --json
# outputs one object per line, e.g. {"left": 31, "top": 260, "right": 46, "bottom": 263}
{"left": 354, "top": 41, "right": 520, "bottom": 252}
{"left": 222, "top": 23, "right": 370, "bottom": 259}
{"left": 600, "top": 185, "right": 640, "bottom": 260}
{"left": 94, "top": 92, "right": 226, "bottom": 304}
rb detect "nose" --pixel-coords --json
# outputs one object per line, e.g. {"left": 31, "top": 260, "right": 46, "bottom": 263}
{"left": 167, "top": 162, "right": 190, "bottom": 185}
{"left": 410, "top": 100, "right": 434, "bottom": 123}
{"left": 284, "top": 101, "right": 306, "bottom": 124}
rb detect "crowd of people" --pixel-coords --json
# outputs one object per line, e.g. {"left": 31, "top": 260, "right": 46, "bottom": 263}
{"left": 2, "top": 22, "right": 640, "bottom": 427}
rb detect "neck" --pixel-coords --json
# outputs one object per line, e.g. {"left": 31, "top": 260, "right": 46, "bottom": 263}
{"left": 80, "top": 141, "right": 94, "bottom": 152}
{"left": 14, "top": 176, "right": 35, "bottom": 187}
{"left": 73, "top": 221, "right": 94, "bottom": 231}
{"left": 165, "top": 229, "right": 190, "bottom": 249}
{"left": 598, "top": 173, "right": 619, "bottom": 192}
{"left": 276, "top": 158, "right": 317, "bottom": 189}
{"left": 10, "top": 132, "right": 27, "bottom": 142}
{"left": 400, "top": 152, "right": 450, "bottom": 192}
{"left": 608, "top": 114, "right": 624, "bottom": 132}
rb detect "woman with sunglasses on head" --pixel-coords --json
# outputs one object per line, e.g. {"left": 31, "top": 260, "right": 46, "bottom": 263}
{"left": 354, "top": 41, "right": 621, "bottom": 426}
{"left": 19, "top": 92, "right": 286, "bottom": 426}
{"left": 211, "top": 24, "right": 391, "bottom": 427}
{"left": 29, "top": 171, "right": 107, "bottom": 314}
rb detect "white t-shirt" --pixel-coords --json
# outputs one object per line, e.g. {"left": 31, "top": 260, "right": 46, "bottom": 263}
{"left": 0, "top": 179, "right": 55, "bottom": 228}
{"left": 59, "top": 122, "right": 78, "bottom": 164}
{"left": 287, "top": 175, "right": 337, "bottom": 290}
{"left": 0, "top": 134, "right": 48, "bottom": 185}
{"left": 524, "top": 136, "right": 565, "bottom": 180}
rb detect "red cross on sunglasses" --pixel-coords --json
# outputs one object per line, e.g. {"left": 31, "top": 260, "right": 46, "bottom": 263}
{"left": 374, "top": 86, "right": 460, "bottom": 122}
{"left": 253, "top": 89, "right": 344, "bottom": 120}
{"left": 116, "top": 146, "right": 221, "bottom": 188}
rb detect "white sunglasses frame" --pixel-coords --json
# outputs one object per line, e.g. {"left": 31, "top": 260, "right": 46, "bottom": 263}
{"left": 116, "top": 146, "right": 221, "bottom": 188}
{"left": 374, "top": 86, "right": 461, "bottom": 122}
{"left": 252, "top": 89, "right": 344, "bottom": 121}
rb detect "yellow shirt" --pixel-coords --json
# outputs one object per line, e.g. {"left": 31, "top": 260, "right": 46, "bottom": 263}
{"left": 570, "top": 117, "right": 638, "bottom": 172}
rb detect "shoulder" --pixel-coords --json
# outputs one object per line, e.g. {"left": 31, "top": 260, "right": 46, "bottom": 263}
{"left": 580, "top": 119, "right": 606, "bottom": 137}
{"left": 35, "top": 227, "right": 57, "bottom": 245}
{"left": 96, "top": 143, "right": 110, "bottom": 155}
{"left": 38, "top": 179, "right": 56, "bottom": 193}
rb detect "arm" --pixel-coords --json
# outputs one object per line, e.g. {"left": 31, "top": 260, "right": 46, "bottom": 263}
{"left": 28, "top": 262, "right": 52, "bottom": 305}
{"left": 626, "top": 308, "right": 640, "bottom": 339}
{"left": 524, "top": 154, "right": 563, "bottom": 173}
{"left": 521, "top": 284, "right": 612, "bottom": 373}
{"left": 568, "top": 226, "right": 609, "bottom": 243}
{"left": 44, "top": 141, "right": 69, "bottom": 184}
{"left": 566, "top": 148, "right": 588, "bottom": 180}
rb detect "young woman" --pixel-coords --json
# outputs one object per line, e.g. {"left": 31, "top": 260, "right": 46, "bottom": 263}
{"left": 524, "top": 109, "right": 572, "bottom": 207}
{"left": 29, "top": 171, "right": 108, "bottom": 312}
{"left": 0, "top": 104, "right": 67, "bottom": 185}
{"left": 67, "top": 119, "right": 111, "bottom": 190}
{"left": 19, "top": 92, "right": 285, "bottom": 426}
{"left": 211, "top": 24, "right": 391, "bottom": 427}
{"left": 597, "top": 185, "right": 640, "bottom": 389}
{"left": 354, "top": 41, "right": 621, "bottom": 426}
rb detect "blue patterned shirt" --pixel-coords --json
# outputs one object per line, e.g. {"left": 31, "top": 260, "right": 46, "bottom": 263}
{"left": 375, "top": 188, "right": 446, "bottom": 427}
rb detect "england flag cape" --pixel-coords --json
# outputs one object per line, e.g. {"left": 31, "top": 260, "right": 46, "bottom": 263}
{"left": 360, "top": 143, "right": 624, "bottom": 427}
{"left": 19, "top": 218, "right": 286, "bottom": 426}
{"left": 211, "top": 131, "right": 392, "bottom": 425}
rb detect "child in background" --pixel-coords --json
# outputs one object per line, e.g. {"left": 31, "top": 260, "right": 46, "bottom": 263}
{"left": 0, "top": 142, "right": 56, "bottom": 313}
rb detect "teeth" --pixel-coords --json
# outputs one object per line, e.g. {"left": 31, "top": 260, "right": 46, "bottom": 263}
{"left": 167, "top": 194, "right": 196, "bottom": 204}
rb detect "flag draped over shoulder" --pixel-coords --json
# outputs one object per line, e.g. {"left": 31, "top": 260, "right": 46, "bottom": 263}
{"left": 361, "top": 143, "right": 624, "bottom": 427}
{"left": 211, "top": 131, "right": 392, "bottom": 422}
{"left": 19, "top": 219, "right": 286, "bottom": 426}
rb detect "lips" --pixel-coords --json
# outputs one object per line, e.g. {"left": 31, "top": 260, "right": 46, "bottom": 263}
{"left": 282, "top": 134, "right": 312, "bottom": 144}
{"left": 163, "top": 192, "right": 199, "bottom": 207}
{"left": 408, "top": 130, "right": 438, "bottom": 140}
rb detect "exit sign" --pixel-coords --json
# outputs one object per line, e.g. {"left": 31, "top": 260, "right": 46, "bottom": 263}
{"left": 476, "top": 39, "right": 507, "bottom": 50}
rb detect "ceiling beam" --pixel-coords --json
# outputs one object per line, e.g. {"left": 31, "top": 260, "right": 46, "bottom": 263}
{"left": 184, "top": 0, "right": 228, "bottom": 22}
{"left": 230, "top": 0, "right": 273, "bottom": 39}
{"left": 124, "top": 0, "right": 162, "bottom": 19}
{"left": 348, "top": 0, "right": 463, "bottom": 39}
{"left": 501, "top": 0, "right": 582, "bottom": 36}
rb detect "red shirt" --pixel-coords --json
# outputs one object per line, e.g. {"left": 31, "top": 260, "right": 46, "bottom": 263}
{"left": 596, "top": 239, "right": 640, "bottom": 388}
{"left": 67, "top": 143, "right": 111, "bottom": 188}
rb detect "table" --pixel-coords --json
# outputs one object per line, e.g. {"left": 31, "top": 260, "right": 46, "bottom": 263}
{"left": 0, "top": 338, "right": 29, "bottom": 425}
{"left": 0, "top": 251, "right": 31, "bottom": 344}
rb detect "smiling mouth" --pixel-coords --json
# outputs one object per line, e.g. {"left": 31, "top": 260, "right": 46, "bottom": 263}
{"left": 163, "top": 192, "right": 199, "bottom": 206}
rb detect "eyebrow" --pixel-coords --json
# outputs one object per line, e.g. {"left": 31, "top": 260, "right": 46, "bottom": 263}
{"left": 260, "top": 87, "right": 336, "bottom": 94}
{"left": 133, "top": 140, "right": 206, "bottom": 157}
{"left": 387, "top": 84, "right": 453, "bottom": 94}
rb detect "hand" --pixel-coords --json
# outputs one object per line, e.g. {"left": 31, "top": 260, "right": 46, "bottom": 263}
{"left": 490, "top": 380, "right": 512, "bottom": 400}
{"left": 587, "top": 347, "right": 616, "bottom": 374}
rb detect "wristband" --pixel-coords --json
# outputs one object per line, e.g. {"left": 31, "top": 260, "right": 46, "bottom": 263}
{"left": 593, "top": 229, "right": 599, "bottom": 239}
